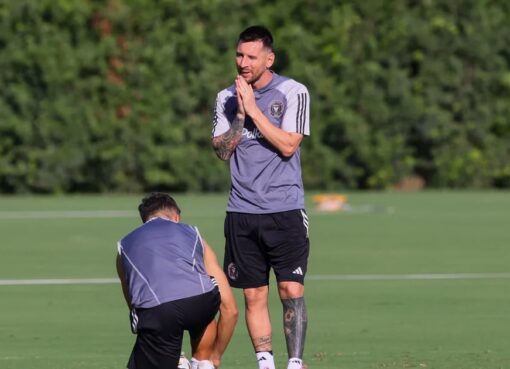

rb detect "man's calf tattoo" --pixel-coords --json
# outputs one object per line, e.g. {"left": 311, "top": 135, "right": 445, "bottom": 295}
{"left": 282, "top": 297, "right": 308, "bottom": 359}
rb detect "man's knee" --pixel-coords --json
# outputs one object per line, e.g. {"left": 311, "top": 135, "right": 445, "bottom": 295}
{"left": 243, "top": 286, "right": 269, "bottom": 308}
{"left": 278, "top": 281, "right": 304, "bottom": 299}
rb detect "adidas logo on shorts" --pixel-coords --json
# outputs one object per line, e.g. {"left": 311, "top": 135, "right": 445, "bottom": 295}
{"left": 292, "top": 267, "right": 303, "bottom": 275}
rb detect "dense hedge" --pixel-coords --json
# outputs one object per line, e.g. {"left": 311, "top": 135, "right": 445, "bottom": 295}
{"left": 1, "top": 0, "right": 509, "bottom": 193}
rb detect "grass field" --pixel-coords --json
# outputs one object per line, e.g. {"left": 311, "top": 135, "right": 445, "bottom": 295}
{"left": 0, "top": 191, "right": 509, "bottom": 369}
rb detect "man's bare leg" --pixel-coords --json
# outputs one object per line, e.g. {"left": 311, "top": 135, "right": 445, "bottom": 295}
{"left": 191, "top": 320, "right": 216, "bottom": 369}
{"left": 244, "top": 286, "right": 275, "bottom": 369}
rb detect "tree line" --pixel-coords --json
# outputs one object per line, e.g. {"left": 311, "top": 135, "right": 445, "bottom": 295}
{"left": 1, "top": 0, "right": 509, "bottom": 193}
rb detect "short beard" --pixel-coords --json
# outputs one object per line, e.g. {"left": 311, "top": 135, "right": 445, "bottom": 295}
{"left": 248, "top": 71, "right": 265, "bottom": 86}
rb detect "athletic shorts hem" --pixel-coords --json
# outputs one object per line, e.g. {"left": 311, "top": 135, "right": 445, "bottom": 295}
{"left": 275, "top": 275, "right": 305, "bottom": 285}
{"left": 228, "top": 281, "right": 269, "bottom": 289}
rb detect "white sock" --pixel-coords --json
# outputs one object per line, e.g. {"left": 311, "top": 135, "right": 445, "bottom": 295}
{"left": 178, "top": 352, "right": 191, "bottom": 369}
{"left": 256, "top": 351, "right": 276, "bottom": 369}
{"left": 287, "top": 357, "right": 303, "bottom": 369}
{"left": 197, "top": 360, "right": 215, "bottom": 369}
{"left": 191, "top": 357, "right": 199, "bottom": 369}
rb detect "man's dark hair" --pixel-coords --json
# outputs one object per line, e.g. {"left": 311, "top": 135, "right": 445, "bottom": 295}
{"left": 238, "top": 25, "right": 273, "bottom": 51}
{"left": 138, "top": 192, "right": 181, "bottom": 223}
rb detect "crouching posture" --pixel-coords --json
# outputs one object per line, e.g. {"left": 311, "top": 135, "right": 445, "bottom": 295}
{"left": 116, "top": 193, "right": 238, "bottom": 369}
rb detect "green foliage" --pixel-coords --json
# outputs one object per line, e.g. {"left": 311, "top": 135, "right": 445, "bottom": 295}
{"left": 1, "top": 0, "right": 509, "bottom": 192}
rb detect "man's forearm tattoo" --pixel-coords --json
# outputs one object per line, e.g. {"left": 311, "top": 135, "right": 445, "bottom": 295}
{"left": 282, "top": 297, "right": 308, "bottom": 359}
{"left": 212, "top": 116, "right": 244, "bottom": 160}
{"left": 252, "top": 335, "right": 272, "bottom": 352}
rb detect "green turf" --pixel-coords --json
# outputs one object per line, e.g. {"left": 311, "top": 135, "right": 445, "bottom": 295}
{"left": 0, "top": 191, "right": 509, "bottom": 369}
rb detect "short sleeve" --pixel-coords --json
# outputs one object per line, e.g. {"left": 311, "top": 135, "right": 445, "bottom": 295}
{"left": 212, "top": 93, "right": 231, "bottom": 137}
{"left": 281, "top": 85, "right": 310, "bottom": 136}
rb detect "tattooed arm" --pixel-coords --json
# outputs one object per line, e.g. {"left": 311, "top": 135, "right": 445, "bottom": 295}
{"left": 212, "top": 80, "right": 247, "bottom": 161}
{"left": 212, "top": 114, "right": 244, "bottom": 161}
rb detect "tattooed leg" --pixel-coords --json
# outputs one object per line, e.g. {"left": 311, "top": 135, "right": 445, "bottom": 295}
{"left": 252, "top": 336, "right": 275, "bottom": 369}
{"left": 252, "top": 335, "right": 272, "bottom": 352}
{"left": 282, "top": 297, "right": 308, "bottom": 359}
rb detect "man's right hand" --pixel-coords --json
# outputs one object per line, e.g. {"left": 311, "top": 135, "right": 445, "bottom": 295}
{"left": 235, "top": 75, "right": 246, "bottom": 118}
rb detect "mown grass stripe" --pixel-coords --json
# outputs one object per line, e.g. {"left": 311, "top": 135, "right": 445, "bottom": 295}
{"left": 1, "top": 273, "right": 509, "bottom": 286}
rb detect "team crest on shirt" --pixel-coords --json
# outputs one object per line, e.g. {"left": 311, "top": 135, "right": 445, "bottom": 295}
{"left": 269, "top": 100, "right": 284, "bottom": 118}
{"left": 227, "top": 262, "right": 238, "bottom": 281}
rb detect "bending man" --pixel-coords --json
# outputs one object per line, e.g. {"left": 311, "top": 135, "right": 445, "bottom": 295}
{"left": 116, "top": 192, "right": 238, "bottom": 369}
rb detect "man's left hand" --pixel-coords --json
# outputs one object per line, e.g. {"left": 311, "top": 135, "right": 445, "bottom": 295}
{"left": 235, "top": 76, "right": 258, "bottom": 117}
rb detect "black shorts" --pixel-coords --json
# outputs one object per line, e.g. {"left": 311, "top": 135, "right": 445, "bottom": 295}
{"left": 127, "top": 288, "right": 220, "bottom": 369}
{"left": 223, "top": 209, "right": 310, "bottom": 288}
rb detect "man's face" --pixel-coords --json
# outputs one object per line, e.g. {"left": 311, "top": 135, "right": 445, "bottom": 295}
{"left": 236, "top": 40, "right": 274, "bottom": 85}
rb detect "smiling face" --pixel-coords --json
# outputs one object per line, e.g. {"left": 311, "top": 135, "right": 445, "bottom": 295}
{"left": 236, "top": 40, "right": 274, "bottom": 89}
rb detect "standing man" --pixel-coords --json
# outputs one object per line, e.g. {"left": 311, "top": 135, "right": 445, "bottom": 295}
{"left": 212, "top": 26, "right": 310, "bottom": 369}
{"left": 116, "top": 192, "right": 238, "bottom": 369}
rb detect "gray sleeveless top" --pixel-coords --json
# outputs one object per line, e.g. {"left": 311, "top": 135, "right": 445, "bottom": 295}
{"left": 117, "top": 217, "right": 215, "bottom": 309}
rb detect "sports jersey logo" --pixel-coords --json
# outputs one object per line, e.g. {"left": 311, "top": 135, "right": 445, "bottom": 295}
{"left": 269, "top": 100, "right": 284, "bottom": 118}
{"left": 227, "top": 262, "right": 238, "bottom": 281}
{"left": 242, "top": 127, "right": 264, "bottom": 139}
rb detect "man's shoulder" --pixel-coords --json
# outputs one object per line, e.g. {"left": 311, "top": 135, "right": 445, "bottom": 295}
{"left": 124, "top": 220, "right": 148, "bottom": 236}
{"left": 217, "top": 84, "right": 236, "bottom": 98}
{"left": 120, "top": 220, "right": 197, "bottom": 244}
{"left": 273, "top": 75, "right": 309, "bottom": 95}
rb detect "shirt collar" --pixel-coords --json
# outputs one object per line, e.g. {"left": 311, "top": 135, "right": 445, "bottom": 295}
{"left": 254, "top": 71, "right": 278, "bottom": 95}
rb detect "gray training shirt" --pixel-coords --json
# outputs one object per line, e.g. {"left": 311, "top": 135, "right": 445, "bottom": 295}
{"left": 212, "top": 72, "right": 310, "bottom": 214}
{"left": 117, "top": 217, "right": 215, "bottom": 309}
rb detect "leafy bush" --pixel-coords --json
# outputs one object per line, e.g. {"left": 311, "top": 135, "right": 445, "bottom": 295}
{"left": 1, "top": 0, "right": 509, "bottom": 193}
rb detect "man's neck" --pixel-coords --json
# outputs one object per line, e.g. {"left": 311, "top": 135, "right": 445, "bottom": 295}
{"left": 148, "top": 210, "right": 180, "bottom": 223}
{"left": 252, "top": 70, "right": 273, "bottom": 90}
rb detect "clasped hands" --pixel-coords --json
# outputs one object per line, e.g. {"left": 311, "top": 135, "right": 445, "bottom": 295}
{"left": 235, "top": 75, "right": 258, "bottom": 118}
